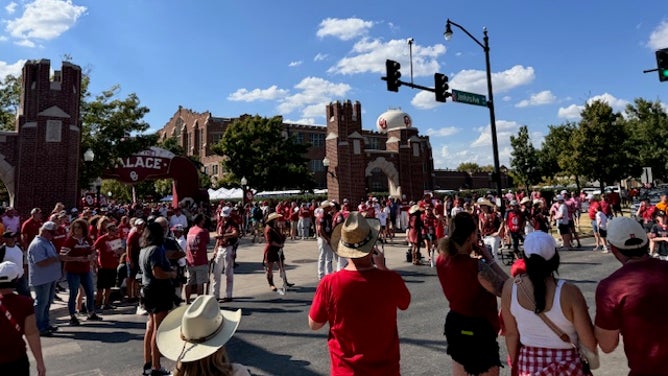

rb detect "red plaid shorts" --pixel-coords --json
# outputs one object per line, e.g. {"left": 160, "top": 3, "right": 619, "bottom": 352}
{"left": 517, "top": 346, "right": 586, "bottom": 376}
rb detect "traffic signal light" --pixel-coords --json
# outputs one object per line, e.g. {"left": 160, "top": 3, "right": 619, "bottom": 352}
{"left": 434, "top": 73, "right": 450, "bottom": 102}
{"left": 657, "top": 48, "right": 668, "bottom": 82}
{"left": 385, "top": 59, "right": 401, "bottom": 92}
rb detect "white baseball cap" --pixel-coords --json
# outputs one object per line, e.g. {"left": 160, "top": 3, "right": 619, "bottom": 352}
{"left": 523, "top": 231, "right": 557, "bottom": 260}
{"left": 607, "top": 217, "right": 649, "bottom": 250}
{"left": 0, "top": 261, "right": 21, "bottom": 282}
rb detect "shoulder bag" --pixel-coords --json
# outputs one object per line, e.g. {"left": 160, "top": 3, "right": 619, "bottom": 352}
{"left": 515, "top": 277, "right": 599, "bottom": 373}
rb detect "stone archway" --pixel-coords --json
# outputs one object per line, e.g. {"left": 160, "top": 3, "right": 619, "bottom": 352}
{"left": 0, "top": 153, "right": 16, "bottom": 207}
{"left": 365, "top": 157, "right": 401, "bottom": 198}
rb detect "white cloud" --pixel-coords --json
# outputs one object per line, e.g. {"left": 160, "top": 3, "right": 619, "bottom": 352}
{"left": 5, "top": 2, "right": 17, "bottom": 14}
{"left": 5, "top": 0, "right": 86, "bottom": 47}
{"left": 557, "top": 104, "right": 583, "bottom": 119}
{"left": 0, "top": 59, "right": 26, "bottom": 78}
{"left": 411, "top": 90, "right": 442, "bottom": 110}
{"left": 313, "top": 53, "right": 328, "bottom": 62}
{"left": 557, "top": 93, "right": 629, "bottom": 120}
{"left": 450, "top": 65, "right": 534, "bottom": 95}
{"left": 316, "top": 17, "right": 374, "bottom": 41}
{"left": 502, "top": 96, "right": 512, "bottom": 102}
{"left": 227, "top": 85, "right": 289, "bottom": 102}
{"left": 648, "top": 20, "right": 668, "bottom": 50}
{"left": 470, "top": 120, "right": 520, "bottom": 148}
{"left": 425, "top": 127, "right": 459, "bottom": 137}
{"left": 277, "top": 76, "right": 351, "bottom": 116}
{"left": 515, "top": 90, "right": 556, "bottom": 108}
{"left": 288, "top": 60, "right": 302, "bottom": 67}
{"left": 327, "top": 37, "right": 445, "bottom": 76}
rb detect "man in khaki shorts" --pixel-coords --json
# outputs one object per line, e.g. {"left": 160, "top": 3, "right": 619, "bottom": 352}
{"left": 185, "top": 214, "right": 210, "bottom": 304}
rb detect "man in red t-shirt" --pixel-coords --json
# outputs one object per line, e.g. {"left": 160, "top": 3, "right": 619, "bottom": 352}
{"left": 185, "top": 214, "right": 210, "bottom": 304}
{"left": 21, "top": 208, "right": 42, "bottom": 250}
{"left": 94, "top": 222, "right": 123, "bottom": 310}
{"left": 309, "top": 212, "right": 410, "bottom": 375}
{"left": 595, "top": 217, "right": 668, "bottom": 374}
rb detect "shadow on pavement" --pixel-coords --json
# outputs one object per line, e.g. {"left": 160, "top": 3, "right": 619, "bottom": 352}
{"left": 50, "top": 330, "right": 144, "bottom": 343}
{"left": 227, "top": 336, "right": 319, "bottom": 376}
{"left": 561, "top": 262, "right": 601, "bottom": 266}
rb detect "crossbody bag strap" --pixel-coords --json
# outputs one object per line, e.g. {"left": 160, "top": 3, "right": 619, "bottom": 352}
{"left": 515, "top": 276, "right": 574, "bottom": 347}
{"left": 0, "top": 296, "right": 22, "bottom": 333}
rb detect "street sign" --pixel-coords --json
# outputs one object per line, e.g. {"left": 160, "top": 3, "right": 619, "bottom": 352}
{"left": 451, "top": 89, "right": 487, "bottom": 107}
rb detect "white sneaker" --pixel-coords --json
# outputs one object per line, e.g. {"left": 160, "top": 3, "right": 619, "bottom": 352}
{"left": 136, "top": 306, "right": 148, "bottom": 316}
{"left": 601, "top": 248, "right": 609, "bottom": 254}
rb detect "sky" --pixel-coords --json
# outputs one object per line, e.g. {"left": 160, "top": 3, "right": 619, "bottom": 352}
{"left": 1, "top": 0, "right": 668, "bottom": 170}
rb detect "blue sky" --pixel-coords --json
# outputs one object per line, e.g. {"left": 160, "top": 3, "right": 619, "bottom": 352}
{"left": 1, "top": 1, "right": 668, "bottom": 170}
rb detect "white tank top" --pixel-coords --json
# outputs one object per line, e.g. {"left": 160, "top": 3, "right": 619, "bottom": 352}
{"left": 511, "top": 279, "right": 578, "bottom": 349}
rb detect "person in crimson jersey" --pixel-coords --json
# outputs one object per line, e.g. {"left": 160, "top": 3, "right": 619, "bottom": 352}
{"left": 184, "top": 214, "right": 210, "bottom": 304}
{"left": 125, "top": 218, "right": 146, "bottom": 302}
{"left": 421, "top": 206, "right": 438, "bottom": 266}
{"left": 21, "top": 208, "right": 42, "bottom": 250}
{"left": 437, "top": 212, "right": 509, "bottom": 376}
{"left": 93, "top": 218, "right": 123, "bottom": 310}
{"left": 0, "top": 261, "right": 46, "bottom": 376}
{"left": 635, "top": 197, "right": 654, "bottom": 232}
{"left": 504, "top": 200, "right": 525, "bottom": 261}
{"left": 595, "top": 217, "right": 668, "bottom": 375}
{"left": 309, "top": 212, "right": 410, "bottom": 376}
{"left": 60, "top": 219, "right": 102, "bottom": 325}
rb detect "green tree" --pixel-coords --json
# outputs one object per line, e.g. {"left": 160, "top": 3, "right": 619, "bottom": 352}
{"left": 539, "top": 122, "right": 581, "bottom": 185}
{"left": 510, "top": 125, "right": 542, "bottom": 192}
{"left": 456, "top": 162, "right": 481, "bottom": 172}
{"left": 624, "top": 98, "right": 668, "bottom": 180}
{"left": 0, "top": 74, "right": 20, "bottom": 131}
{"left": 210, "top": 115, "right": 315, "bottom": 191}
{"left": 573, "top": 100, "right": 635, "bottom": 190}
{"left": 80, "top": 85, "right": 157, "bottom": 187}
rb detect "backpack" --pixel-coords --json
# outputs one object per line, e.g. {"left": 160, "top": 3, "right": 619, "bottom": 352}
{"left": 252, "top": 207, "right": 263, "bottom": 221}
{"left": 507, "top": 211, "right": 521, "bottom": 233}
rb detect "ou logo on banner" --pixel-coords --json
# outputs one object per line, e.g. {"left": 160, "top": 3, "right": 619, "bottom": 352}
{"left": 378, "top": 118, "right": 387, "bottom": 129}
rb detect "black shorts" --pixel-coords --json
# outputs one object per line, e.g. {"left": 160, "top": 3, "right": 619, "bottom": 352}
{"left": 141, "top": 283, "right": 175, "bottom": 314}
{"left": 558, "top": 223, "right": 571, "bottom": 235}
{"left": 97, "top": 268, "right": 117, "bottom": 289}
{"left": 444, "top": 311, "right": 501, "bottom": 375}
{"left": 598, "top": 229, "right": 607, "bottom": 238}
{"left": 128, "top": 264, "right": 140, "bottom": 279}
{"left": 0, "top": 354, "right": 29, "bottom": 376}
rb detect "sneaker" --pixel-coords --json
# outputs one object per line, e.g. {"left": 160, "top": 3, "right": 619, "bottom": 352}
{"left": 601, "top": 248, "right": 609, "bottom": 254}
{"left": 87, "top": 313, "right": 103, "bottom": 321}
{"left": 136, "top": 306, "right": 148, "bottom": 316}
{"left": 69, "top": 316, "right": 80, "bottom": 326}
{"left": 142, "top": 362, "right": 152, "bottom": 376}
{"left": 150, "top": 367, "right": 172, "bottom": 376}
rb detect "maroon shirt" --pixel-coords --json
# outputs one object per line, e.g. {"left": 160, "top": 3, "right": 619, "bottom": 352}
{"left": 0, "top": 293, "right": 34, "bottom": 363}
{"left": 596, "top": 258, "right": 668, "bottom": 375}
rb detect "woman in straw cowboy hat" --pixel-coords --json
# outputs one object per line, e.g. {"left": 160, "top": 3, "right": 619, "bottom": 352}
{"left": 407, "top": 204, "right": 425, "bottom": 265}
{"left": 308, "top": 212, "right": 410, "bottom": 375}
{"left": 157, "top": 295, "right": 249, "bottom": 376}
{"left": 263, "top": 212, "right": 294, "bottom": 291}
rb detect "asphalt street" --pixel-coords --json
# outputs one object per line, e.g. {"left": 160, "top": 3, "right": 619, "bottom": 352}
{"left": 32, "top": 232, "right": 631, "bottom": 376}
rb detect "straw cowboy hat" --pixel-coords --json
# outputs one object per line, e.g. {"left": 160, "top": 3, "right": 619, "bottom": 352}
{"left": 408, "top": 205, "right": 424, "bottom": 214}
{"left": 520, "top": 197, "right": 531, "bottom": 205}
{"left": 476, "top": 198, "right": 495, "bottom": 207}
{"left": 157, "top": 295, "right": 241, "bottom": 363}
{"left": 265, "top": 212, "right": 283, "bottom": 223}
{"left": 330, "top": 211, "right": 381, "bottom": 259}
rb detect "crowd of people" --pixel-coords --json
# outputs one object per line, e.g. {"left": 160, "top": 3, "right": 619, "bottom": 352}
{"left": 0, "top": 184, "right": 666, "bottom": 375}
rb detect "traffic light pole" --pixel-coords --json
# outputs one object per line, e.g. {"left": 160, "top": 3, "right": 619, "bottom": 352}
{"left": 446, "top": 19, "right": 505, "bottom": 215}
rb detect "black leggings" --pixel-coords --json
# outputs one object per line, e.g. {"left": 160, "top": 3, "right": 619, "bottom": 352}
{"left": 444, "top": 311, "right": 501, "bottom": 375}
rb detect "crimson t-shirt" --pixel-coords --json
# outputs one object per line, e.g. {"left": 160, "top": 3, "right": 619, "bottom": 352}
{"left": 94, "top": 233, "right": 123, "bottom": 269}
{"left": 0, "top": 293, "right": 34, "bottom": 363}
{"left": 61, "top": 236, "right": 93, "bottom": 274}
{"left": 186, "top": 225, "right": 210, "bottom": 266}
{"left": 309, "top": 269, "right": 410, "bottom": 376}
{"left": 21, "top": 218, "right": 41, "bottom": 247}
{"left": 595, "top": 258, "right": 668, "bottom": 375}
{"left": 126, "top": 228, "right": 142, "bottom": 264}
{"left": 436, "top": 253, "right": 500, "bottom": 332}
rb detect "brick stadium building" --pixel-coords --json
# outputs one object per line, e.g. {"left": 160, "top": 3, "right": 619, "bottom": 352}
{"left": 157, "top": 100, "right": 508, "bottom": 201}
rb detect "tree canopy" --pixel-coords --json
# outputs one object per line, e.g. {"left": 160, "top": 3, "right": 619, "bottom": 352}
{"left": 210, "top": 115, "right": 315, "bottom": 191}
{"left": 509, "top": 125, "right": 541, "bottom": 191}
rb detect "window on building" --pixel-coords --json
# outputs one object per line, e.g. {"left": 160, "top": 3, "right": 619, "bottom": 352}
{"left": 212, "top": 133, "right": 222, "bottom": 144}
{"left": 412, "top": 142, "right": 420, "bottom": 157}
{"left": 310, "top": 133, "right": 325, "bottom": 147}
{"left": 203, "top": 166, "right": 208, "bottom": 174}
{"left": 366, "top": 137, "right": 381, "bottom": 150}
{"left": 353, "top": 139, "right": 361, "bottom": 154}
{"left": 310, "top": 159, "right": 325, "bottom": 172}
{"left": 212, "top": 164, "right": 218, "bottom": 175}
{"left": 295, "top": 132, "right": 304, "bottom": 144}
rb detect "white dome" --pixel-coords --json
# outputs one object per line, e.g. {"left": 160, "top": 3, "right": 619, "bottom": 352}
{"left": 376, "top": 109, "right": 412, "bottom": 133}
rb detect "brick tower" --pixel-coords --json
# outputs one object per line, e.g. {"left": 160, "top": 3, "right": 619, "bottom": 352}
{"left": 13, "top": 59, "right": 82, "bottom": 213}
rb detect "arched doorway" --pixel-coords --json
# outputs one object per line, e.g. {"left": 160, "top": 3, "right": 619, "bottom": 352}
{"left": 365, "top": 157, "right": 401, "bottom": 198}
{"left": 0, "top": 153, "right": 16, "bottom": 207}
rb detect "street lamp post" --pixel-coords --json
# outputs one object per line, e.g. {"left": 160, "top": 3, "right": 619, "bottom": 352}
{"left": 444, "top": 19, "right": 504, "bottom": 214}
{"left": 240, "top": 176, "right": 248, "bottom": 205}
